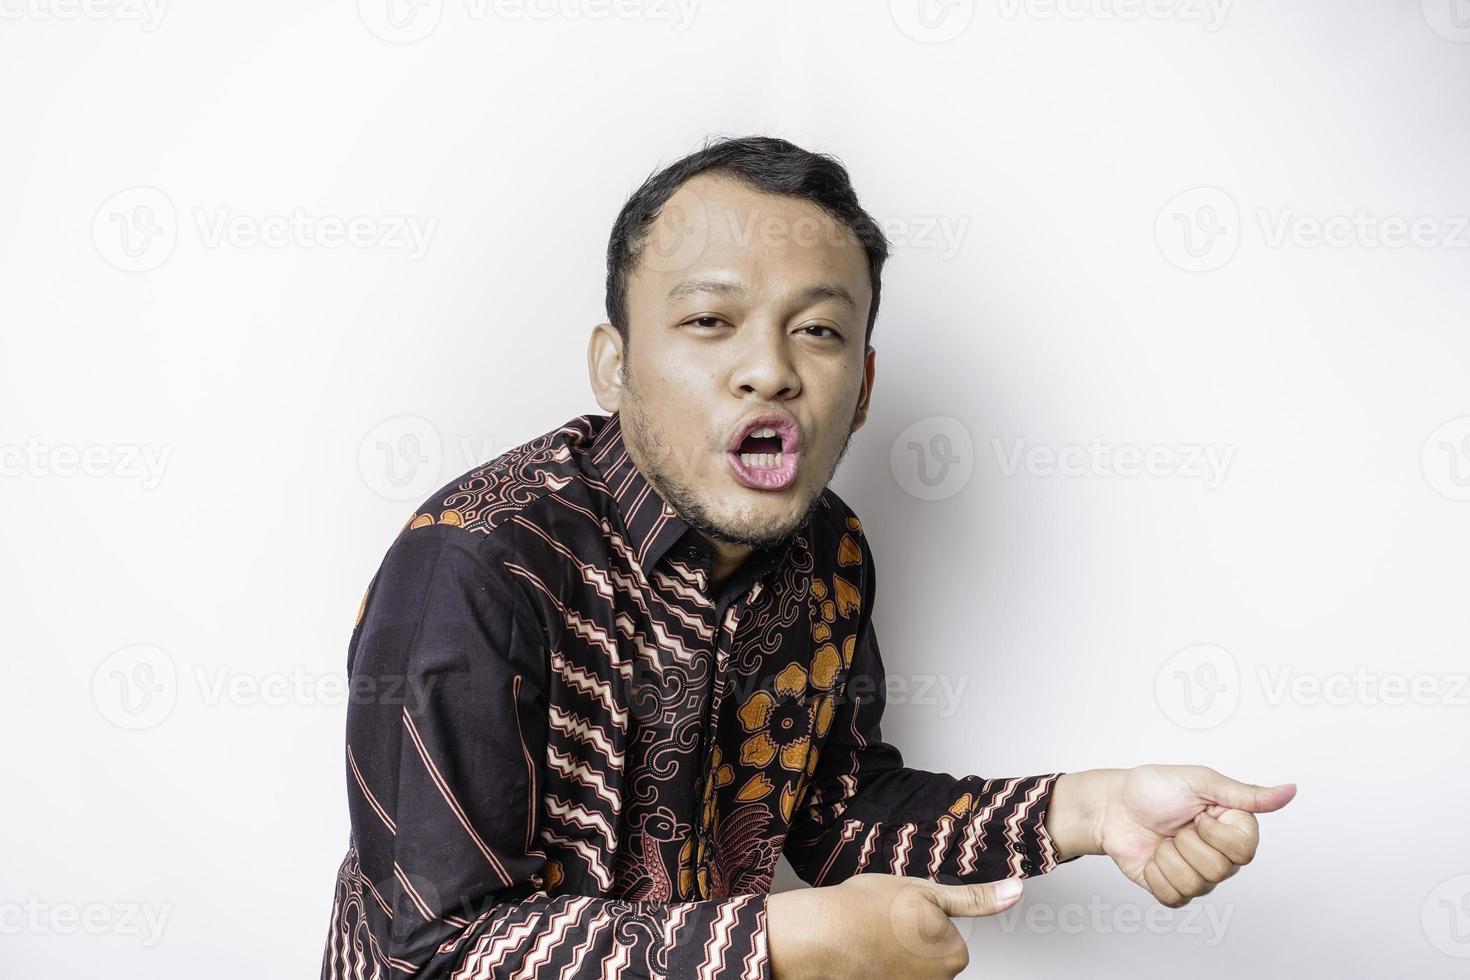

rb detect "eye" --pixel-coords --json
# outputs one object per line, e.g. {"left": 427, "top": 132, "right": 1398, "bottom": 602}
{"left": 801, "top": 324, "right": 841, "bottom": 340}
{"left": 684, "top": 316, "right": 728, "bottom": 330}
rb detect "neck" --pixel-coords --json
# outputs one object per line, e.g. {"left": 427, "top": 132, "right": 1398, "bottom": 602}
{"left": 701, "top": 534, "right": 754, "bottom": 586}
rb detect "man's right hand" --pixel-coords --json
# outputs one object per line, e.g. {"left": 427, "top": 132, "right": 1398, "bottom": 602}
{"left": 766, "top": 873, "right": 1024, "bottom": 979}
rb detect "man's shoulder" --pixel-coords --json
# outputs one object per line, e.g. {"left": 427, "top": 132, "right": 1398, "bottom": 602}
{"left": 395, "top": 412, "right": 611, "bottom": 545}
{"left": 813, "top": 486, "right": 872, "bottom": 577}
{"left": 815, "top": 486, "right": 869, "bottom": 544}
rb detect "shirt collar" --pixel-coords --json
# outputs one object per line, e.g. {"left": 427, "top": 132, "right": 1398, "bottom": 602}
{"left": 586, "top": 411, "right": 696, "bottom": 575}
{"left": 584, "top": 411, "right": 801, "bottom": 580}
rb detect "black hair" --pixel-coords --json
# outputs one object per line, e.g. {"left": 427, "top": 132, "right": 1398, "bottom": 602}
{"left": 604, "top": 134, "right": 889, "bottom": 350}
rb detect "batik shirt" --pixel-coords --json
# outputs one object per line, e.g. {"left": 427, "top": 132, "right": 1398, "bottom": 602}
{"left": 320, "top": 411, "right": 1070, "bottom": 980}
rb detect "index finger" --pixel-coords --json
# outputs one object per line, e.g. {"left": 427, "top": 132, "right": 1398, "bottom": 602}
{"left": 1196, "top": 810, "right": 1259, "bottom": 865}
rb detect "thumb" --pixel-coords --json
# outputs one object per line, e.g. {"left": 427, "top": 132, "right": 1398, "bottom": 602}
{"left": 924, "top": 877, "right": 1024, "bottom": 918}
{"left": 1199, "top": 772, "right": 1297, "bottom": 813}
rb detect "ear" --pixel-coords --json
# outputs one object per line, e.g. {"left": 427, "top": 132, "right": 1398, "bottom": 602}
{"left": 588, "top": 322, "right": 627, "bottom": 413}
{"left": 851, "top": 345, "right": 876, "bottom": 432}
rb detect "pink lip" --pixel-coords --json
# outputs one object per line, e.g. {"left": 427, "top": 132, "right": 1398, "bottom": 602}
{"left": 725, "top": 411, "right": 802, "bottom": 491}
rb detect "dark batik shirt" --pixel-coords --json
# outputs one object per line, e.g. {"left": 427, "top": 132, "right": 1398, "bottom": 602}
{"left": 321, "top": 410, "right": 1069, "bottom": 980}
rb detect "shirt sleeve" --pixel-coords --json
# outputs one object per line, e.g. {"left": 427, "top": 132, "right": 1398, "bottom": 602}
{"left": 322, "top": 521, "right": 770, "bottom": 980}
{"left": 781, "top": 526, "right": 1078, "bottom": 888}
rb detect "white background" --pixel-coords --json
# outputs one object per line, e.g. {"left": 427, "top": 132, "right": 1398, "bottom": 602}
{"left": 2, "top": 1, "right": 1468, "bottom": 976}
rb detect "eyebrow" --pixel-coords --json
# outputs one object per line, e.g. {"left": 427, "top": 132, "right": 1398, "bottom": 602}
{"left": 665, "top": 278, "right": 857, "bottom": 312}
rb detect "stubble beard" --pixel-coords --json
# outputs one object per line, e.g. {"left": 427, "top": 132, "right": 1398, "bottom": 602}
{"left": 617, "top": 365, "right": 858, "bottom": 551}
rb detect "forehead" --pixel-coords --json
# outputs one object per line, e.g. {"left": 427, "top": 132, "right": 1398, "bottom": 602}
{"left": 630, "top": 171, "right": 873, "bottom": 309}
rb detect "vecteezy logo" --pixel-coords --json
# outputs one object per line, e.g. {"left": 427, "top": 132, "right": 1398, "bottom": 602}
{"left": 358, "top": 415, "right": 444, "bottom": 502}
{"left": 889, "top": 416, "right": 974, "bottom": 501}
{"left": 1423, "top": 874, "right": 1470, "bottom": 957}
{"left": 92, "top": 187, "right": 178, "bottom": 272}
{"left": 1155, "top": 187, "right": 1240, "bottom": 272}
{"left": 1422, "top": 416, "right": 1470, "bottom": 502}
{"left": 637, "top": 193, "right": 710, "bottom": 274}
{"left": 1154, "top": 643, "right": 1239, "bottom": 730}
{"left": 358, "top": 0, "right": 443, "bottom": 43}
{"left": 92, "top": 644, "right": 178, "bottom": 730}
{"left": 1423, "top": 0, "right": 1470, "bottom": 42}
{"left": 890, "top": 0, "right": 975, "bottom": 43}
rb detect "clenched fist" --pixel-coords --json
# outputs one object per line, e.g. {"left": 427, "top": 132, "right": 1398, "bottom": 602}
{"left": 1048, "top": 764, "right": 1297, "bottom": 908}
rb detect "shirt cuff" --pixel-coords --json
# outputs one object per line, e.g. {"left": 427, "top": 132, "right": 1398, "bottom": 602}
{"left": 665, "top": 892, "right": 770, "bottom": 980}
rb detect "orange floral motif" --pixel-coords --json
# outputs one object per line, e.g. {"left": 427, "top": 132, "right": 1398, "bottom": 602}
{"left": 734, "top": 662, "right": 834, "bottom": 819}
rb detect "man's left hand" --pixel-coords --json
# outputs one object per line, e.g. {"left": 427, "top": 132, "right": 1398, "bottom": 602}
{"left": 1101, "top": 765, "right": 1295, "bottom": 906}
{"left": 1048, "top": 765, "right": 1297, "bottom": 907}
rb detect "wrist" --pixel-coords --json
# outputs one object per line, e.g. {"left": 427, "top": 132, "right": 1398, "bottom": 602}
{"left": 1046, "top": 769, "right": 1125, "bottom": 861}
{"left": 766, "top": 889, "right": 830, "bottom": 980}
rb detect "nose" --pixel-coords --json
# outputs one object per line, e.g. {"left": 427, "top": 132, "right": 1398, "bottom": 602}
{"left": 728, "top": 322, "right": 801, "bottom": 402}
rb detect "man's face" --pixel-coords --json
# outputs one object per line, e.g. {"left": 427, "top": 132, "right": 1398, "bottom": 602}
{"left": 606, "top": 172, "right": 875, "bottom": 551}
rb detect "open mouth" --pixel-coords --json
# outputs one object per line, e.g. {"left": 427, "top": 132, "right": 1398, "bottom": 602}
{"left": 726, "top": 417, "right": 800, "bottom": 491}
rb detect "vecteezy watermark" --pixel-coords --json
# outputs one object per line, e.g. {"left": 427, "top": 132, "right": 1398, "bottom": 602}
{"left": 1156, "top": 186, "right": 1470, "bottom": 271}
{"left": 1422, "top": 0, "right": 1470, "bottom": 43}
{"left": 701, "top": 668, "right": 974, "bottom": 723}
{"left": 1156, "top": 644, "right": 1470, "bottom": 730}
{"left": 994, "top": 0, "right": 1233, "bottom": 31}
{"left": 889, "top": 0, "right": 976, "bottom": 43}
{"left": 878, "top": 214, "right": 970, "bottom": 261}
{"left": 1256, "top": 209, "right": 1470, "bottom": 251}
{"left": 0, "top": 899, "right": 173, "bottom": 946}
{"left": 359, "top": 415, "right": 445, "bottom": 503}
{"left": 1155, "top": 643, "right": 1240, "bottom": 730}
{"left": 622, "top": 200, "right": 969, "bottom": 276}
{"left": 719, "top": 210, "right": 969, "bottom": 260}
{"left": 92, "top": 644, "right": 178, "bottom": 731}
{"left": 356, "top": 416, "right": 522, "bottom": 503}
{"left": 0, "top": 0, "right": 167, "bottom": 30}
{"left": 91, "top": 643, "right": 440, "bottom": 730}
{"left": 1424, "top": 874, "right": 1470, "bottom": 958}
{"left": 358, "top": 0, "right": 444, "bottom": 42}
{"left": 0, "top": 439, "right": 173, "bottom": 489}
{"left": 357, "top": 0, "right": 700, "bottom": 43}
{"left": 992, "top": 437, "right": 1236, "bottom": 489}
{"left": 1156, "top": 187, "right": 1241, "bottom": 272}
{"left": 1422, "top": 416, "right": 1470, "bottom": 502}
{"left": 890, "top": 416, "right": 976, "bottom": 501}
{"left": 192, "top": 665, "right": 439, "bottom": 711}
{"left": 988, "top": 896, "right": 1235, "bottom": 944}
{"left": 92, "top": 187, "right": 178, "bottom": 273}
{"left": 1258, "top": 665, "right": 1470, "bottom": 708}
{"left": 92, "top": 186, "right": 437, "bottom": 272}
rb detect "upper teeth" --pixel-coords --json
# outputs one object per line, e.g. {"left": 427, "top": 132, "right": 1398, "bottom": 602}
{"left": 750, "top": 426, "right": 777, "bottom": 439}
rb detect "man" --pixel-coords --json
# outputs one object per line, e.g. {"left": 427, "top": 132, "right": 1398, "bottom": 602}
{"left": 320, "top": 135, "right": 1295, "bottom": 980}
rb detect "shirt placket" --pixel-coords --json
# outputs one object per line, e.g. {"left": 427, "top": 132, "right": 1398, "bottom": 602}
{"left": 690, "top": 567, "right": 765, "bottom": 898}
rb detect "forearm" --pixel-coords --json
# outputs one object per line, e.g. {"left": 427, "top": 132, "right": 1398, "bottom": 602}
{"left": 1044, "top": 768, "right": 1126, "bottom": 861}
